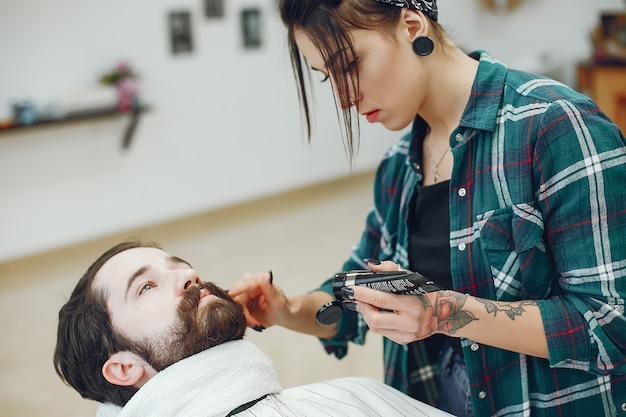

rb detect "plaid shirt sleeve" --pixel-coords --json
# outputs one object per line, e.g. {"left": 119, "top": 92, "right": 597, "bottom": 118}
{"left": 317, "top": 138, "right": 415, "bottom": 359}
{"left": 315, "top": 207, "right": 385, "bottom": 359}
{"left": 454, "top": 52, "right": 626, "bottom": 415}
{"left": 532, "top": 97, "right": 626, "bottom": 374}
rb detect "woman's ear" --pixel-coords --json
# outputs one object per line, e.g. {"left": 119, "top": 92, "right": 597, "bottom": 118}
{"left": 400, "top": 8, "right": 429, "bottom": 41}
{"left": 102, "top": 351, "right": 156, "bottom": 388}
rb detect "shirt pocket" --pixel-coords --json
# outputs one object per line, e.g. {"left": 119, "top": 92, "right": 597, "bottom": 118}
{"left": 478, "top": 203, "right": 557, "bottom": 301}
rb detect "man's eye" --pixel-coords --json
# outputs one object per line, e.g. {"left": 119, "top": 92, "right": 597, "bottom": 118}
{"left": 140, "top": 282, "right": 155, "bottom": 294}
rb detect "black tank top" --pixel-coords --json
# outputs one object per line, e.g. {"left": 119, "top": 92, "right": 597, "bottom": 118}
{"left": 408, "top": 180, "right": 463, "bottom": 356}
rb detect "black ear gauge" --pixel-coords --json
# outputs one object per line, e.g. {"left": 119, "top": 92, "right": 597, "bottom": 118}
{"left": 412, "top": 35, "right": 434, "bottom": 56}
{"left": 316, "top": 301, "right": 344, "bottom": 326}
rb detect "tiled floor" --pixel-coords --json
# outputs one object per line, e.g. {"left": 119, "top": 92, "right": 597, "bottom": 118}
{"left": 0, "top": 171, "right": 383, "bottom": 417}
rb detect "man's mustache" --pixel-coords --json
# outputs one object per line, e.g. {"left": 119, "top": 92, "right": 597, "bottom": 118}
{"left": 179, "top": 282, "right": 232, "bottom": 310}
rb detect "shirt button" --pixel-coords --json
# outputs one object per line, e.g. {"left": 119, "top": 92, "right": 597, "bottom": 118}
{"left": 458, "top": 188, "right": 467, "bottom": 197}
{"left": 622, "top": 403, "right": 626, "bottom": 412}
{"left": 458, "top": 243, "right": 466, "bottom": 251}
{"left": 479, "top": 391, "right": 487, "bottom": 399}
{"left": 455, "top": 133, "right": 463, "bottom": 142}
{"left": 470, "top": 343, "right": 479, "bottom": 351}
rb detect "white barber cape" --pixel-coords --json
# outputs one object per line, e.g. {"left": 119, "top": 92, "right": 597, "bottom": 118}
{"left": 97, "top": 339, "right": 452, "bottom": 417}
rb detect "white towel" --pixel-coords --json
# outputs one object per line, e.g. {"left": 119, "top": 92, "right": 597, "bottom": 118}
{"left": 98, "top": 339, "right": 281, "bottom": 417}
{"left": 96, "top": 339, "right": 455, "bottom": 417}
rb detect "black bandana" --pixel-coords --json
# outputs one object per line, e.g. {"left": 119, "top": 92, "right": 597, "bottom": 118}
{"left": 371, "top": 0, "right": 438, "bottom": 21}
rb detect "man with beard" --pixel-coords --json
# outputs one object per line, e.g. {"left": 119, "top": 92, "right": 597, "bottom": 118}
{"left": 54, "top": 240, "right": 452, "bottom": 417}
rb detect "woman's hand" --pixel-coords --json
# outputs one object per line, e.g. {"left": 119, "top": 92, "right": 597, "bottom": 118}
{"left": 353, "top": 260, "right": 473, "bottom": 344}
{"left": 228, "top": 271, "right": 337, "bottom": 338}
{"left": 228, "top": 271, "right": 290, "bottom": 329}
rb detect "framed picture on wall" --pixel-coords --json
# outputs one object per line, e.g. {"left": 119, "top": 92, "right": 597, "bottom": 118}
{"left": 204, "top": 0, "right": 224, "bottom": 18}
{"left": 241, "top": 8, "right": 262, "bottom": 49}
{"left": 168, "top": 11, "right": 194, "bottom": 55}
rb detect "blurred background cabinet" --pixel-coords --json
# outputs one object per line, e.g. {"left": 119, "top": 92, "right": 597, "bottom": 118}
{"left": 577, "top": 62, "right": 626, "bottom": 134}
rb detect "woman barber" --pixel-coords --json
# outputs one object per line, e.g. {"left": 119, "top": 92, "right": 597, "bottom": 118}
{"left": 229, "top": 1, "right": 626, "bottom": 416}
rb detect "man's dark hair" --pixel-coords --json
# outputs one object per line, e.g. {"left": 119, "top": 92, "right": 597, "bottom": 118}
{"left": 53, "top": 240, "right": 159, "bottom": 406}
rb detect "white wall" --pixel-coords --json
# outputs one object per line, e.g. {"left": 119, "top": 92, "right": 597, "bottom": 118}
{"left": 0, "top": 0, "right": 399, "bottom": 262}
{"left": 0, "top": 0, "right": 623, "bottom": 262}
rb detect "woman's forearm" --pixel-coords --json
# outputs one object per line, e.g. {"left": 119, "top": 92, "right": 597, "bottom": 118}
{"left": 440, "top": 291, "right": 549, "bottom": 359}
{"left": 283, "top": 290, "right": 338, "bottom": 339}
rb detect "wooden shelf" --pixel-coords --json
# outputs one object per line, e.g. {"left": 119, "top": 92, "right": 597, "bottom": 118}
{"left": 0, "top": 105, "right": 150, "bottom": 149}
{"left": 577, "top": 62, "right": 626, "bottom": 134}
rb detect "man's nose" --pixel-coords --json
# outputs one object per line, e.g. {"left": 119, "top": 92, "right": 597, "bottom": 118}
{"left": 176, "top": 269, "right": 200, "bottom": 295}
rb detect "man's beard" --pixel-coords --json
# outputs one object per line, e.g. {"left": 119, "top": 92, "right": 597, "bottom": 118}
{"left": 121, "top": 282, "right": 247, "bottom": 371}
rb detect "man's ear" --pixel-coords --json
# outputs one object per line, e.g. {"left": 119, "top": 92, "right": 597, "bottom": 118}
{"left": 102, "top": 351, "right": 156, "bottom": 388}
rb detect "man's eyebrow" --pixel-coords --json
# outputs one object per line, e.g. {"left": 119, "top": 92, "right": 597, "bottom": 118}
{"left": 171, "top": 255, "right": 192, "bottom": 268}
{"left": 123, "top": 256, "right": 193, "bottom": 301}
{"left": 125, "top": 265, "right": 149, "bottom": 302}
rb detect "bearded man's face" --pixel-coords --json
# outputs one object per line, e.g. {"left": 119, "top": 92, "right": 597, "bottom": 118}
{"left": 121, "top": 282, "right": 247, "bottom": 370}
{"left": 93, "top": 247, "right": 247, "bottom": 372}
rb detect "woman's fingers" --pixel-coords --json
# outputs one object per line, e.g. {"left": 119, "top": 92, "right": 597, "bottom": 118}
{"left": 351, "top": 284, "right": 407, "bottom": 311}
{"left": 227, "top": 271, "right": 270, "bottom": 298}
{"left": 351, "top": 286, "right": 436, "bottom": 343}
{"left": 366, "top": 260, "right": 404, "bottom": 273}
{"left": 228, "top": 271, "right": 276, "bottom": 328}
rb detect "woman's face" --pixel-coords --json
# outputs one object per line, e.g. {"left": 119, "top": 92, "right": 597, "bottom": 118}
{"left": 295, "top": 24, "right": 425, "bottom": 131}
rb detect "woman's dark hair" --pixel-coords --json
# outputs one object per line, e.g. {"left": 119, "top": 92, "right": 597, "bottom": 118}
{"left": 280, "top": 0, "right": 395, "bottom": 162}
{"left": 53, "top": 240, "right": 160, "bottom": 406}
{"left": 280, "top": 0, "right": 443, "bottom": 162}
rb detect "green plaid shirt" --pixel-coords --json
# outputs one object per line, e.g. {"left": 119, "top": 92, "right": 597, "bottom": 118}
{"left": 318, "top": 51, "right": 626, "bottom": 416}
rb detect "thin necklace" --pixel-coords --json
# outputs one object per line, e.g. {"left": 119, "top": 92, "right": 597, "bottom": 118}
{"left": 425, "top": 143, "right": 451, "bottom": 183}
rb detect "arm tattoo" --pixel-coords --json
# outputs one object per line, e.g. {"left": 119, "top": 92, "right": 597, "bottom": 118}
{"left": 426, "top": 291, "right": 477, "bottom": 335}
{"left": 477, "top": 298, "right": 537, "bottom": 320}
